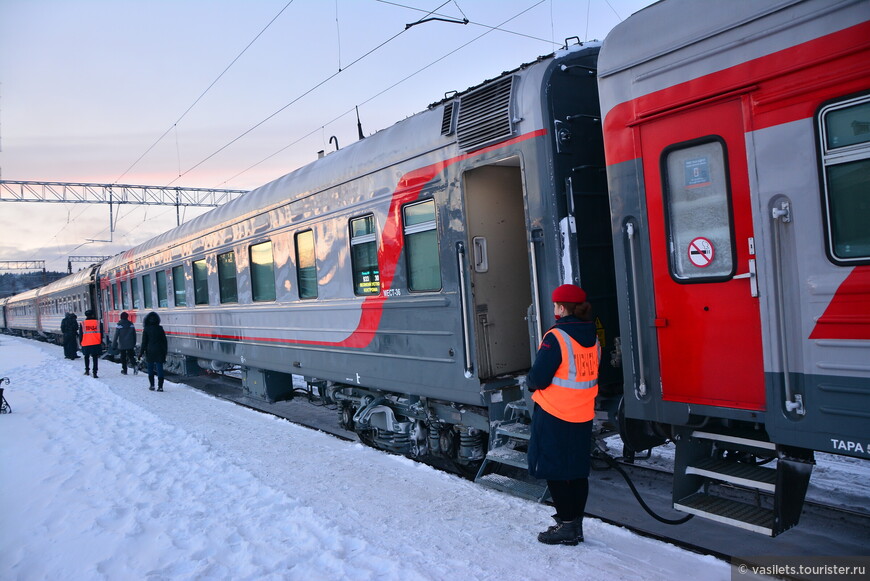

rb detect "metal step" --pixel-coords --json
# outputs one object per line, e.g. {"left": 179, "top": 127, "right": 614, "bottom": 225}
{"left": 495, "top": 421, "right": 531, "bottom": 440}
{"left": 485, "top": 445, "right": 528, "bottom": 469}
{"left": 690, "top": 430, "right": 776, "bottom": 452}
{"left": 686, "top": 458, "right": 776, "bottom": 492}
{"left": 674, "top": 492, "right": 774, "bottom": 536}
{"left": 477, "top": 472, "right": 549, "bottom": 501}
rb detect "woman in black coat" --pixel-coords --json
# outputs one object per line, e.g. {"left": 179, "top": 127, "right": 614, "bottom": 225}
{"left": 138, "top": 311, "right": 168, "bottom": 391}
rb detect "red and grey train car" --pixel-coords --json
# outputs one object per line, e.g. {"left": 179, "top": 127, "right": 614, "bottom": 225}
{"left": 96, "top": 43, "right": 620, "bottom": 471}
{"left": 599, "top": 0, "right": 870, "bottom": 534}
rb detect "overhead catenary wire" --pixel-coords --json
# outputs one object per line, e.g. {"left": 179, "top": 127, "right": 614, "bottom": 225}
{"left": 216, "top": 0, "right": 546, "bottom": 188}
{"left": 167, "top": 1, "right": 459, "bottom": 187}
{"left": 113, "top": 0, "right": 298, "bottom": 185}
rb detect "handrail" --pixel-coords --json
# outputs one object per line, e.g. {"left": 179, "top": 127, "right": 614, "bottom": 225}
{"left": 456, "top": 242, "right": 474, "bottom": 378}
{"left": 528, "top": 231, "right": 543, "bottom": 346}
{"left": 771, "top": 200, "right": 805, "bottom": 415}
{"left": 625, "top": 222, "right": 648, "bottom": 398}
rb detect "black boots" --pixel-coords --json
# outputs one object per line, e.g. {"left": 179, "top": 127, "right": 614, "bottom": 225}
{"left": 157, "top": 377, "right": 164, "bottom": 392}
{"left": 537, "top": 515, "right": 584, "bottom": 546}
{"left": 149, "top": 376, "right": 164, "bottom": 391}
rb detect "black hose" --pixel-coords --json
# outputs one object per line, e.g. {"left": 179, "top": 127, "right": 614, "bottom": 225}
{"left": 592, "top": 450, "right": 694, "bottom": 525}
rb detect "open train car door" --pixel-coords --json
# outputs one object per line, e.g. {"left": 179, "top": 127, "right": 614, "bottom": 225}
{"left": 462, "top": 163, "right": 533, "bottom": 380}
{"left": 639, "top": 99, "right": 765, "bottom": 410}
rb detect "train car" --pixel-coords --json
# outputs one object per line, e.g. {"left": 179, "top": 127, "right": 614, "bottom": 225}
{"left": 35, "top": 265, "right": 101, "bottom": 342}
{"left": 0, "top": 297, "right": 8, "bottom": 332}
{"left": 598, "top": 0, "right": 870, "bottom": 535}
{"left": 5, "top": 287, "right": 41, "bottom": 338}
{"left": 98, "top": 42, "right": 620, "bottom": 475}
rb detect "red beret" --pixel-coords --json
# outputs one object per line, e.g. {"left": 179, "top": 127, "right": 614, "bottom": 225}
{"left": 552, "top": 284, "right": 587, "bottom": 304}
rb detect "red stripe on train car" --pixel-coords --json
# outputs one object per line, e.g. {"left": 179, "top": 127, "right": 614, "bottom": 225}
{"left": 603, "top": 20, "right": 870, "bottom": 166}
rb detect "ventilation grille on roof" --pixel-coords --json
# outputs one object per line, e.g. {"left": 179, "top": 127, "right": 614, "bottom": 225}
{"left": 456, "top": 76, "right": 515, "bottom": 151}
{"left": 441, "top": 102, "right": 455, "bottom": 135}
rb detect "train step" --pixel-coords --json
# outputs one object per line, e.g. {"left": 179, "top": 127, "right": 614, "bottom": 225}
{"left": 475, "top": 405, "right": 549, "bottom": 502}
{"left": 674, "top": 492, "right": 775, "bottom": 536}
{"left": 673, "top": 429, "right": 813, "bottom": 536}
{"left": 477, "top": 472, "right": 549, "bottom": 502}
{"left": 685, "top": 457, "right": 777, "bottom": 493}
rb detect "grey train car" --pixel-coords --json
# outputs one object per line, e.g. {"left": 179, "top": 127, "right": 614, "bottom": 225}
{"left": 0, "top": 297, "right": 9, "bottom": 331}
{"left": 34, "top": 265, "right": 100, "bottom": 342}
{"left": 5, "top": 287, "right": 41, "bottom": 338}
{"left": 98, "top": 43, "right": 620, "bottom": 472}
{"left": 598, "top": 0, "right": 870, "bottom": 535}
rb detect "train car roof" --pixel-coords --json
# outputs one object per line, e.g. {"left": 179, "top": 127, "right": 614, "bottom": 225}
{"left": 597, "top": 0, "right": 865, "bottom": 114}
{"left": 103, "top": 44, "right": 600, "bottom": 271}
{"left": 5, "top": 287, "right": 40, "bottom": 305}
{"left": 37, "top": 264, "right": 99, "bottom": 297}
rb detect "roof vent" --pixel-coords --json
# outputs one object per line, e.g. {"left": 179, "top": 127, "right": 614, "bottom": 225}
{"left": 456, "top": 76, "right": 515, "bottom": 151}
{"left": 441, "top": 102, "right": 456, "bottom": 136}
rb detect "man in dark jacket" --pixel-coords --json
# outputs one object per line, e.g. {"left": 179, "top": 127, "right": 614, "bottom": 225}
{"left": 111, "top": 312, "right": 137, "bottom": 375}
{"left": 61, "top": 313, "right": 79, "bottom": 359}
{"left": 139, "top": 311, "right": 168, "bottom": 391}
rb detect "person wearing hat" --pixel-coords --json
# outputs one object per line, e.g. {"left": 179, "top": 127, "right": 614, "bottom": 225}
{"left": 78, "top": 309, "right": 103, "bottom": 378}
{"left": 111, "top": 312, "right": 137, "bottom": 375}
{"left": 526, "top": 283, "right": 599, "bottom": 546}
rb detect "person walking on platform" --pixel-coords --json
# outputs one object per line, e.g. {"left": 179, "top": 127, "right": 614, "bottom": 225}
{"left": 111, "top": 311, "right": 137, "bottom": 375}
{"left": 526, "top": 284, "right": 600, "bottom": 546}
{"left": 61, "top": 312, "right": 79, "bottom": 359}
{"left": 138, "top": 311, "right": 168, "bottom": 391}
{"left": 78, "top": 309, "right": 103, "bottom": 378}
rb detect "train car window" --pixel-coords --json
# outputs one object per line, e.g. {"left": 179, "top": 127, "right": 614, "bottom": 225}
{"left": 217, "top": 251, "right": 238, "bottom": 304}
{"left": 661, "top": 138, "right": 735, "bottom": 281}
{"left": 112, "top": 283, "right": 119, "bottom": 310}
{"left": 156, "top": 270, "right": 169, "bottom": 308}
{"left": 172, "top": 265, "right": 187, "bottom": 307}
{"left": 819, "top": 95, "right": 870, "bottom": 263}
{"left": 121, "top": 280, "right": 129, "bottom": 310}
{"left": 350, "top": 215, "right": 380, "bottom": 296}
{"left": 192, "top": 260, "right": 209, "bottom": 305}
{"left": 295, "top": 230, "right": 318, "bottom": 299}
{"left": 142, "top": 274, "right": 153, "bottom": 309}
{"left": 250, "top": 241, "right": 276, "bottom": 302}
{"left": 403, "top": 200, "right": 442, "bottom": 291}
{"left": 131, "top": 278, "right": 140, "bottom": 309}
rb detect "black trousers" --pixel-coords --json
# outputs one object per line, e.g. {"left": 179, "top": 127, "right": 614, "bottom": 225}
{"left": 118, "top": 349, "right": 135, "bottom": 371}
{"left": 82, "top": 345, "right": 100, "bottom": 374}
{"left": 547, "top": 478, "right": 589, "bottom": 522}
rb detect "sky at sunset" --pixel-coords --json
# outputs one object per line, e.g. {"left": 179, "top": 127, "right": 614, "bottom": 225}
{"left": 0, "top": 0, "right": 653, "bottom": 273}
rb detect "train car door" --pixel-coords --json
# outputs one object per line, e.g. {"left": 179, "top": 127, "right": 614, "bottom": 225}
{"left": 462, "top": 164, "right": 532, "bottom": 379}
{"left": 640, "top": 99, "right": 765, "bottom": 410}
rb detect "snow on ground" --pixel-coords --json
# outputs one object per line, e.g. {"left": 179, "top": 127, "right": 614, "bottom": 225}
{"left": 2, "top": 334, "right": 732, "bottom": 581}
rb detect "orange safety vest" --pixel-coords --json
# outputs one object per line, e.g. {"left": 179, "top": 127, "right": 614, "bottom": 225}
{"left": 531, "top": 328, "right": 599, "bottom": 423}
{"left": 81, "top": 319, "right": 101, "bottom": 347}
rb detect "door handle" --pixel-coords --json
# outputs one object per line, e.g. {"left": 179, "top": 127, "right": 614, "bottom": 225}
{"left": 734, "top": 258, "right": 758, "bottom": 297}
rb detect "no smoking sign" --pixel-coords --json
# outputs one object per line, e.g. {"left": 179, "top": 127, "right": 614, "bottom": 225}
{"left": 688, "top": 237, "right": 714, "bottom": 267}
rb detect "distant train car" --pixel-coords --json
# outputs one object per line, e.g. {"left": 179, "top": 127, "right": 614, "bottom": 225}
{"left": 0, "top": 297, "right": 8, "bottom": 331}
{"left": 5, "top": 287, "right": 40, "bottom": 338}
{"left": 599, "top": 0, "right": 870, "bottom": 534}
{"left": 36, "top": 264, "right": 100, "bottom": 342}
{"left": 99, "top": 42, "right": 620, "bottom": 471}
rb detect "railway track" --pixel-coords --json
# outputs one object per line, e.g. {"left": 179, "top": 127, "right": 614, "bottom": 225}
{"left": 178, "top": 370, "right": 870, "bottom": 561}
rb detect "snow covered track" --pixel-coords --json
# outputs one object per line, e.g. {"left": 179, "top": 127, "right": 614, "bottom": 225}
{"left": 0, "top": 335, "right": 730, "bottom": 581}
